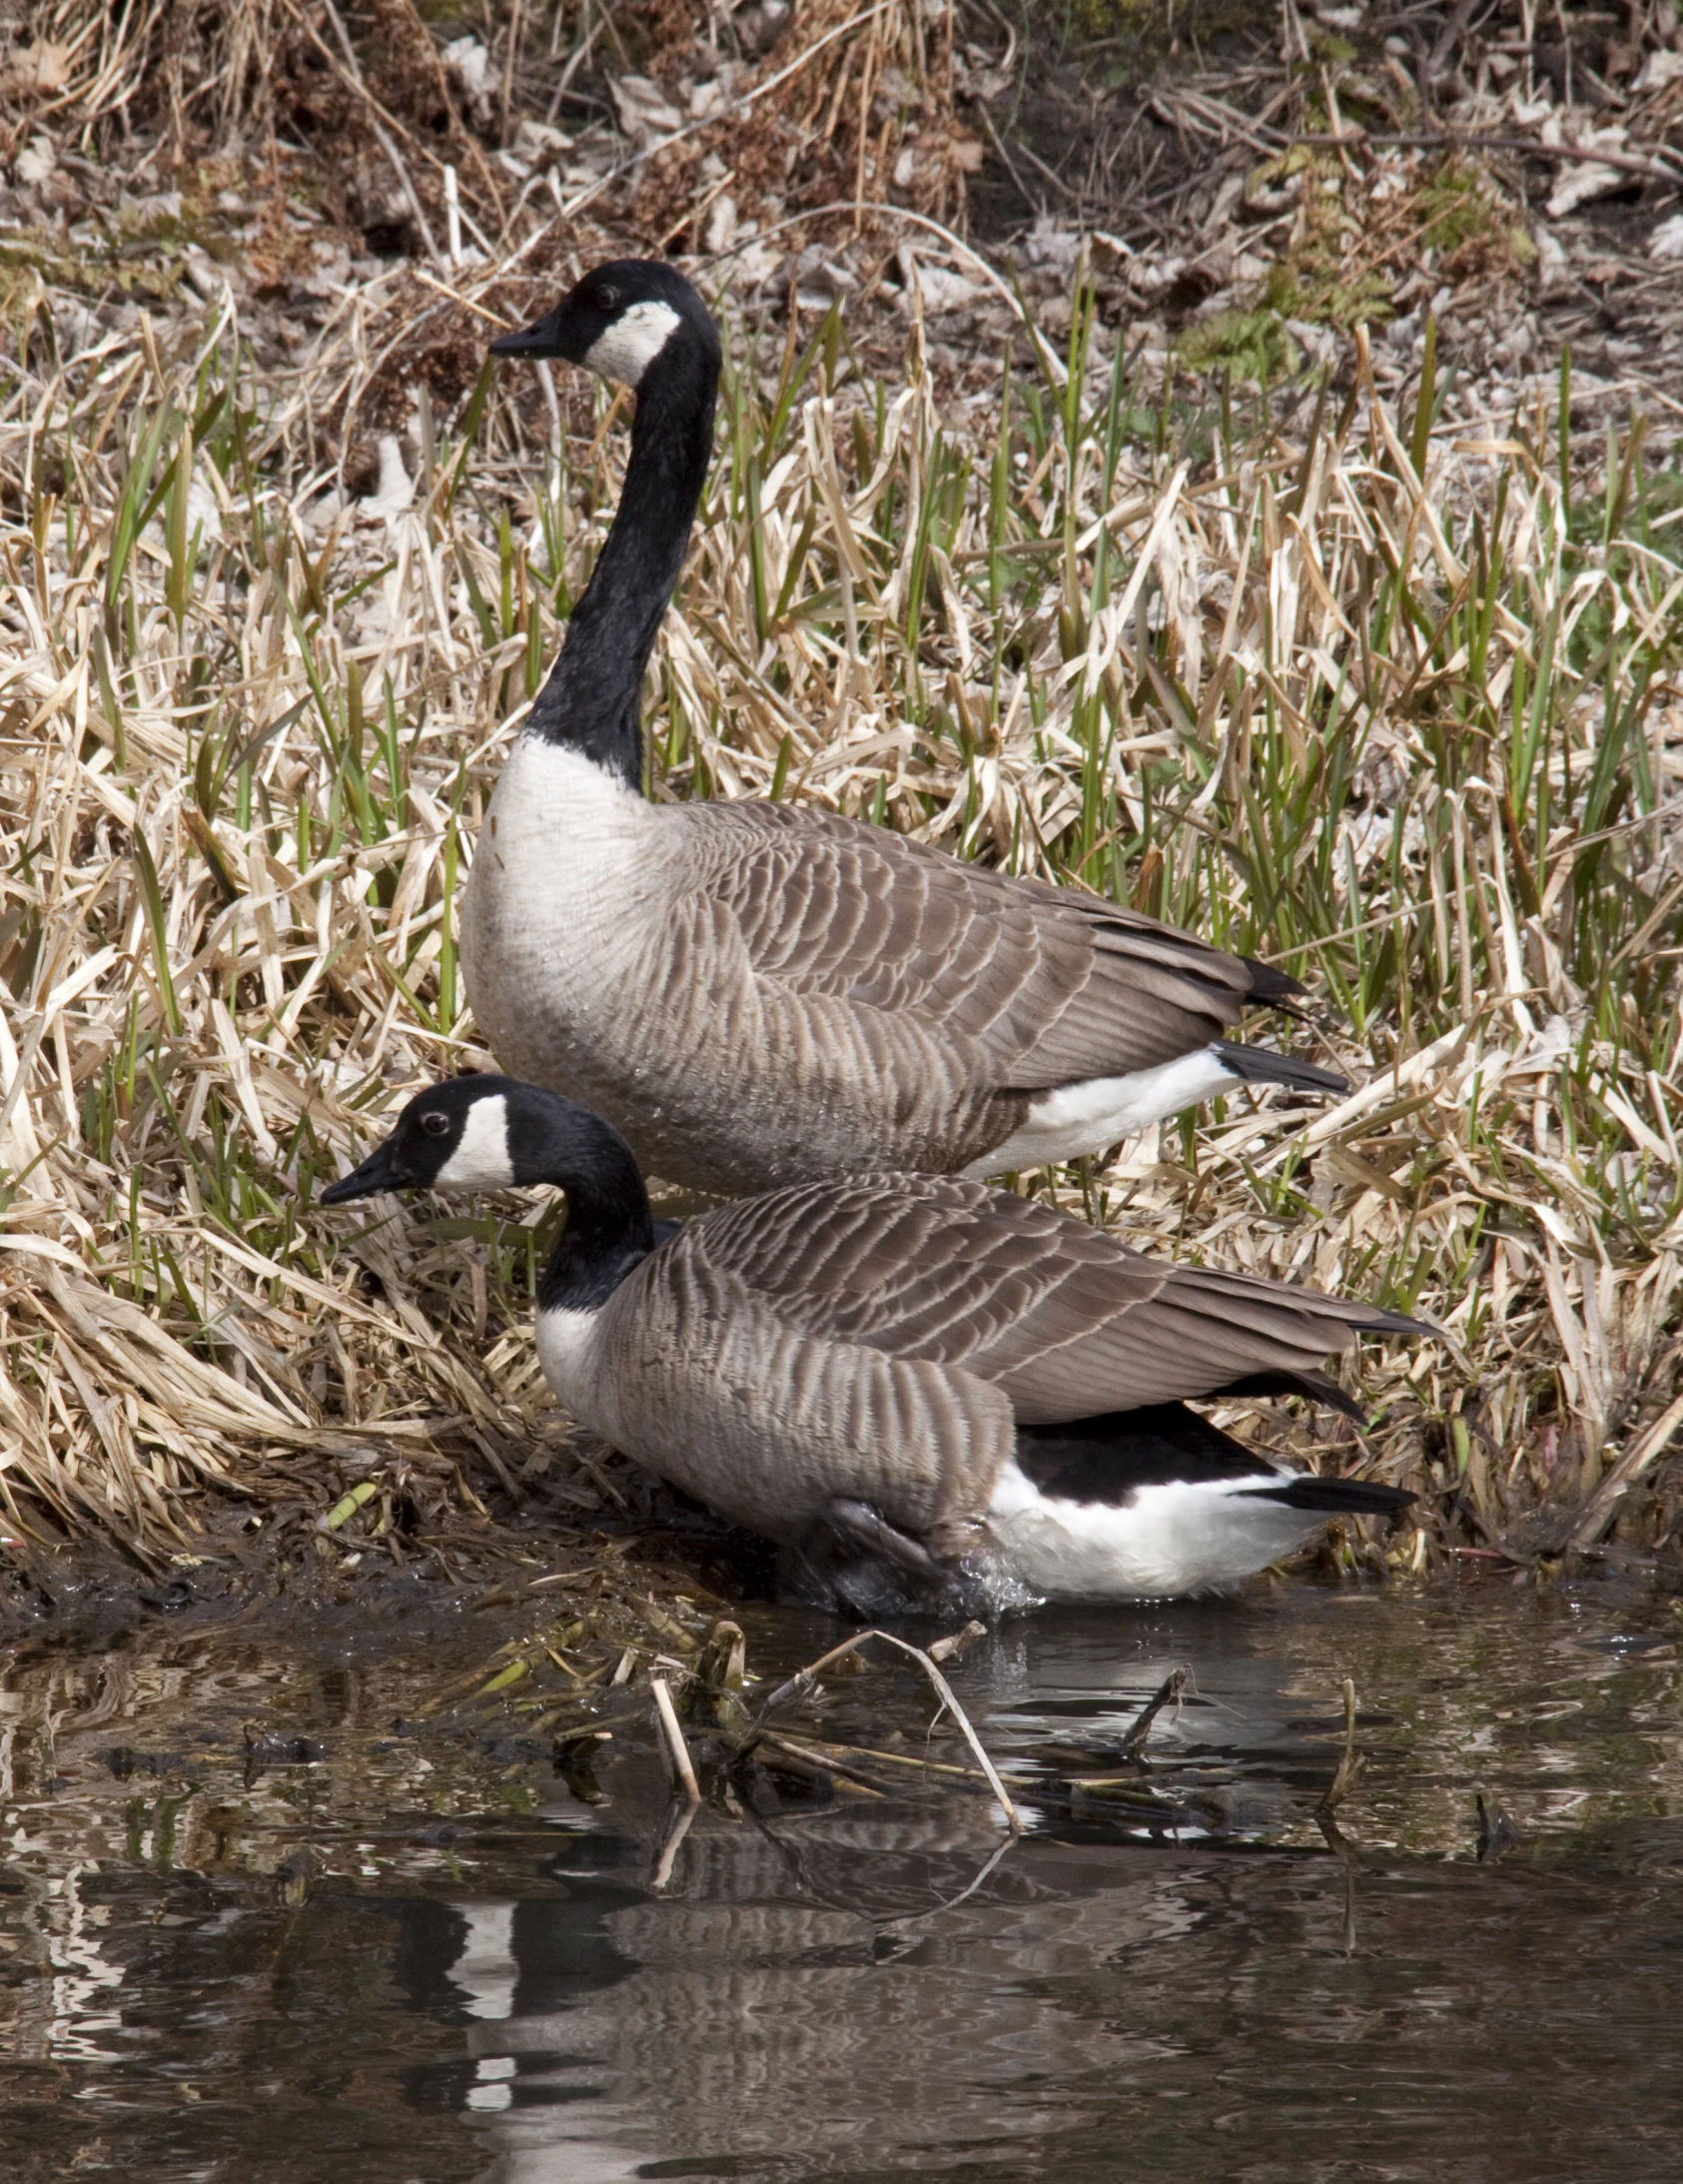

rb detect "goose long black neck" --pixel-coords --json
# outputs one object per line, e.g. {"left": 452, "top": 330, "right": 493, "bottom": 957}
{"left": 525, "top": 344, "right": 718, "bottom": 791}
{"left": 531, "top": 1106, "right": 659, "bottom": 1315}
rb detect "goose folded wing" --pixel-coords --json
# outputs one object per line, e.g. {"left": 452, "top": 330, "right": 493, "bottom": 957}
{"left": 616, "top": 1220, "right": 1019, "bottom": 1542}
{"left": 683, "top": 801, "right": 1273, "bottom": 1082}
{"left": 687, "top": 1175, "right": 1425, "bottom": 1428}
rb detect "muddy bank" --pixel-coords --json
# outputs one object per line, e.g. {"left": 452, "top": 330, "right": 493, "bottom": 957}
{"left": 0, "top": 1465, "right": 786, "bottom": 1658}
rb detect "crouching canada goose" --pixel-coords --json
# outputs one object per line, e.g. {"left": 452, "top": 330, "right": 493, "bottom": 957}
{"left": 322, "top": 1075, "right": 1422, "bottom": 1613}
{"left": 461, "top": 260, "right": 1347, "bottom": 1199}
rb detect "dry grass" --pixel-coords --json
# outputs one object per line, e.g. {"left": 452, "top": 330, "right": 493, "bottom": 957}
{"left": 3, "top": 7, "right": 1683, "bottom": 1588}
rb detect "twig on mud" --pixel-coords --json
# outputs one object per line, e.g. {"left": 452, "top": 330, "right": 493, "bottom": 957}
{"left": 372, "top": 121, "right": 446, "bottom": 270}
{"left": 976, "top": 102, "right": 1062, "bottom": 211}
{"left": 546, "top": 3, "right": 613, "bottom": 124}
{"left": 1293, "top": 129, "right": 1681, "bottom": 183}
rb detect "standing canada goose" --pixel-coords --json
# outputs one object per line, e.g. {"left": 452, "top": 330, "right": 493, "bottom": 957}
{"left": 461, "top": 260, "right": 1347, "bottom": 1198}
{"left": 322, "top": 1075, "right": 1421, "bottom": 1611}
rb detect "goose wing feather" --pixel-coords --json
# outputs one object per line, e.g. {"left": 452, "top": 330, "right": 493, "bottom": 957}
{"left": 681, "top": 1174, "right": 1422, "bottom": 1428}
{"left": 678, "top": 801, "right": 1266, "bottom": 1083}
{"left": 595, "top": 1233, "right": 1015, "bottom": 1548}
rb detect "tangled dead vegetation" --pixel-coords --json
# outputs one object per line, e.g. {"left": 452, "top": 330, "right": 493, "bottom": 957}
{"left": 1, "top": 3, "right": 1683, "bottom": 1599}
{"left": 1, "top": 0, "right": 971, "bottom": 293}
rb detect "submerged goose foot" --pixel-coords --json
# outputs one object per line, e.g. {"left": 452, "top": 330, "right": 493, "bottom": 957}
{"left": 779, "top": 1501, "right": 1006, "bottom": 1624}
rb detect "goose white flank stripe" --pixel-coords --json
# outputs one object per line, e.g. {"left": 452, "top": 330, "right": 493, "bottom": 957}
{"left": 970, "top": 1046, "right": 1254, "bottom": 1176}
{"left": 463, "top": 259, "right": 1349, "bottom": 1197}
{"left": 320, "top": 1075, "right": 1426, "bottom": 1616}
{"left": 986, "top": 1460, "right": 1343, "bottom": 1600}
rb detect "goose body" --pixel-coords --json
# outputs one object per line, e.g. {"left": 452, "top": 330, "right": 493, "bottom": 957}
{"left": 324, "top": 1077, "right": 1422, "bottom": 1611}
{"left": 461, "top": 262, "right": 1346, "bottom": 1198}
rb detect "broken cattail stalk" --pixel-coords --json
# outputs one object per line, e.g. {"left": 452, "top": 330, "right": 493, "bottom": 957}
{"left": 928, "top": 1620, "right": 988, "bottom": 1663}
{"left": 783, "top": 1736, "right": 989, "bottom": 1782}
{"left": 1121, "top": 1666, "right": 1189, "bottom": 1757}
{"left": 650, "top": 1673, "right": 702, "bottom": 1807}
{"left": 758, "top": 1735, "right": 891, "bottom": 1796}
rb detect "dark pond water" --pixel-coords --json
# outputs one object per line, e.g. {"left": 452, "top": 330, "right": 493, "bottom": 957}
{"left": 3, "top": 1574, "right": 1682, "bottom": 2182}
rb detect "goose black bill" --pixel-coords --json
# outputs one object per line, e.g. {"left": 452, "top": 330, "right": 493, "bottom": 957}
{"left": 321, "top": 1140, "right": 411, "bottom": 1204}
{"left": 488, "top": 310, "right": 564, "bottom": 358}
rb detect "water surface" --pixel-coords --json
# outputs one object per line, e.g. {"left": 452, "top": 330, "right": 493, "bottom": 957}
{"left": 3, "top": 1576, "right": 1681, "bottom": 2181}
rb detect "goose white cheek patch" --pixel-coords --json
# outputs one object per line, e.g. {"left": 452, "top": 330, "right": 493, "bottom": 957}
{"left": 584, "top": 300, "right": 682, "bottom": 387}
{"left": 434, "top": 1096, "right": 516, "bottom": 1190}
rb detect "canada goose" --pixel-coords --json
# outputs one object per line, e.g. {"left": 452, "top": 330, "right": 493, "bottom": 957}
{"left": 323, "top": 1075, "right": 1421, "bottom": 1611}
{"left": 461, "top": 260, "right": 1347, "bottom": 1198}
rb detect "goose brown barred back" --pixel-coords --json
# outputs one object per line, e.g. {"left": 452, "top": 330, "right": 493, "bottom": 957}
{"left": 461, "top": 261, "right": 1346, "bottom": 1197}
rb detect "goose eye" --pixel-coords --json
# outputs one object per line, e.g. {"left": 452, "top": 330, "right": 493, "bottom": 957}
{"left": 594, "top": 284, "right": 620, "bottom": 311}
{"left": 420, "top": 1111, "right": 451, "bottom": 1138}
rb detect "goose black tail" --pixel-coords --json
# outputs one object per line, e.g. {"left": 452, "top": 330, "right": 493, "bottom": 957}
{"left": 1241, "top": 1477, "right": 1416, "bottom": 1517}
{"left": 1213, "top": 1040, "right": 1348, "bottom": 1098}
{"left": 1241, "top": 955, "right": 1306, "bottom": 1004}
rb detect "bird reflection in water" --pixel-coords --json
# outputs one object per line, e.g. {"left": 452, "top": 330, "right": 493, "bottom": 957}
{"left": 428, "top": 1749, "right": 1196, "bottom": 2183}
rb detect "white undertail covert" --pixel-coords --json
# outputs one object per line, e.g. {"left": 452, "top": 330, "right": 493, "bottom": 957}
{"left": 969, "top": 1046, "right": 1251, "bottom": 1176}
{"left": 986, "top": 1458, "right": 1331, "bottom": 1600}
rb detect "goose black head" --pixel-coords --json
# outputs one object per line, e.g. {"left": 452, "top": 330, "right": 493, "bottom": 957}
{"left": 322, "top": 1074, "right": 648, "bottom": 1205}
{"left": 490, "top": 259, "right": 719, "bottom": 391}
{"left": 322, "top": 1076, "right": 657, "bottom": 1302}
{"left": 321, "top": 1076, "right": 524, "bottom": 1202}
